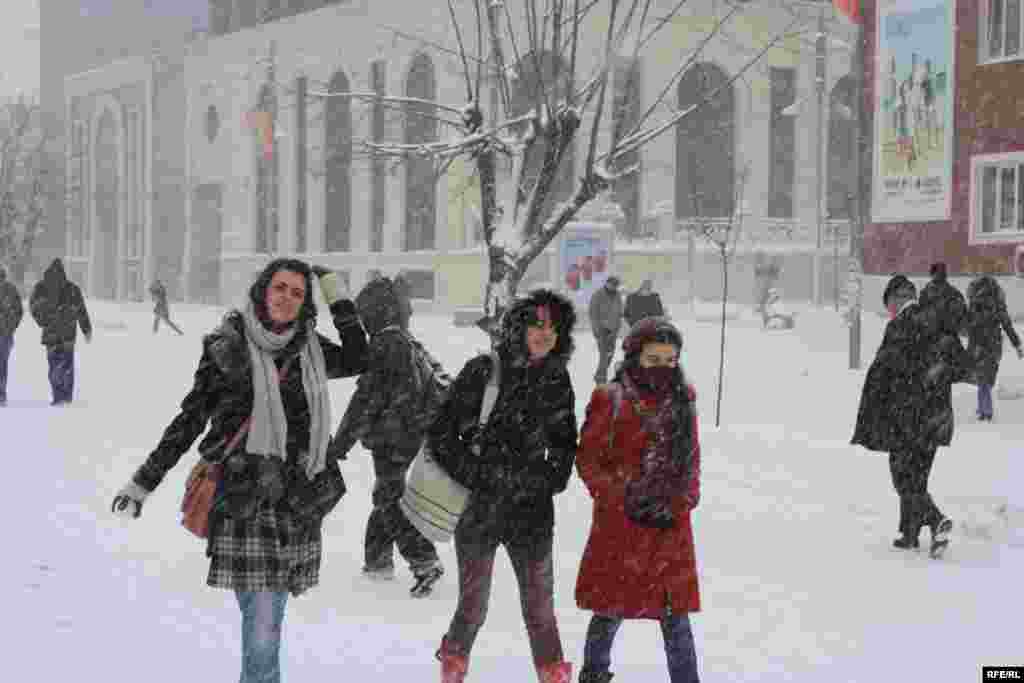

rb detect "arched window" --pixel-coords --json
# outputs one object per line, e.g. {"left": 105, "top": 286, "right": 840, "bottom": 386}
{"left": 509, "top": 51, "right": 575, "bottom": 235}
{"left": 828, "top": 75, "right": 857, "bottom": 220}
{"left": 675, "top": 63, "right": 735, "bottom": 220}
{"left": 255, "top": 84, "right": 278, "bottom": 253}
{"left": 324, "top": 70, "right": 352, "bottom": 252}
{"left": 403, "top": 53, "right": 437, "bottom": 251}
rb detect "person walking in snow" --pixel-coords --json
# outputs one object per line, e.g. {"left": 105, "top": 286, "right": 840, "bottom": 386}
{"left": 589, "top": 276, "right": 624, "bottom": 384}
{"left": 110, "top": 259, "right": 367, "bottom": 683}
{"left": 149, "top": 279, "right": 184, "bottom": 335}
{"left": 330, "top": 275, "right": 447, "bottom": 596}
{"left": 29, "top": 258, "right": 92, "bottom": 405}
{"left": 965, "top": 274, "right": 1023, "bottom": 421}
{"left": 623, "top": 278, "right": 666, "bottom": 329}
{"left": 851, "top": 275, "right": 969, "bottom": 558}
{"left": 574, "top": 317, "right": 702, "bottom": 683}
{"left": 430, "top": 289, "right": 579, "bottom": 683}
{"left": 918, "top": 262, "right": 967, "bottom": 337}
{"left": 0, "top": 264, "right": 24, "bottom": 406}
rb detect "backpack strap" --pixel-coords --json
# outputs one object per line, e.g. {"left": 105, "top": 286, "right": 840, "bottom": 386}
{"left": 478, "top": 351, "right": 501, "bottom": 426}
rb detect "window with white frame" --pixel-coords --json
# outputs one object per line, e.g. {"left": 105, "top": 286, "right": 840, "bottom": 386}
{"left": 982, "top": 0, "right": 1023, "bottom": 61}
{"left": 972, "top": 153, "right": 1024, "bottom": 238}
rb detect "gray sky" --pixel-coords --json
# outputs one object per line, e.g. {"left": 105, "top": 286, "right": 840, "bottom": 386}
{"left": 0, "top": 0, "right": 40, "bottom": 96}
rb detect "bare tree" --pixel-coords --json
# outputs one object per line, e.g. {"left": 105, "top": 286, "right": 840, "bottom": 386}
{"left": 0, "top": 95, "right": 49, "bottom": 288}
{"left": 309, "top": 0, "right": 810, "bottom": 337}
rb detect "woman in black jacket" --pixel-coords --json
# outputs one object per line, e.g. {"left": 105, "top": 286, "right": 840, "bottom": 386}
{"left": 111, "top": 258, "right": 367, "bottom": 683}
{"left": 430, "top": 289, "right": 579, "bottom": 683}
{"left": 965, "top": 275, "right": 1022, "bottom": 421}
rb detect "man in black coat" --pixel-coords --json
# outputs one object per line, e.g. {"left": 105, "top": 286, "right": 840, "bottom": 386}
{"left": 851, "top": 275, "right": 965, "bottom": 558}
{"left": 623, "top": 279, "right": 666, "bottom": 328}
{"left": 29, "top": 258, "right": 92, "bottom": 405}
{"left": 918, "top": 262, "right": 967, "bottom": 336}
{"left": 0, "top": 265, "right": 24, "bottom": 406}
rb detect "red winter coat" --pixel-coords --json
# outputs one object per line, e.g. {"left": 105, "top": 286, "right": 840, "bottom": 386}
{"left": 574, "top": 384, "right": 701, "bottom": 619}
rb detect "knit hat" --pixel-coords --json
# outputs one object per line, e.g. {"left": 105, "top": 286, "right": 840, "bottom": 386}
{"left": 622, "top": 316, "right": 683, "bottom": 357}
{"left": 882, "top": 274, "right": 916, "bottom": 307}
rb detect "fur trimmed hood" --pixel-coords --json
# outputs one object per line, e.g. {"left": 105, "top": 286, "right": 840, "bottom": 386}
{"left": 496, "top": 288, "right": 576, "bottom": 369}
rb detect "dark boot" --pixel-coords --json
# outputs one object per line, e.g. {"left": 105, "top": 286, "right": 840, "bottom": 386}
{"left": 579, "top": 669, "right": 615, "bottom": 683}
{"left": 892, "top": 534, "right": 920, "bottom": 550}
{"left": 437, "top": 635, "right": 469, "bottom": 683}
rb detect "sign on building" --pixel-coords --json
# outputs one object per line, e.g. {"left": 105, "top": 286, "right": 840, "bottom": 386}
{"left": 871, "top": 0, "right": 956, "bottom": 223}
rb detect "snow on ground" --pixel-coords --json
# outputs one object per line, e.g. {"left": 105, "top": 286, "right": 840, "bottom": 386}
{"left": 5, "top": 297, "right": 1023, "bottom": 682}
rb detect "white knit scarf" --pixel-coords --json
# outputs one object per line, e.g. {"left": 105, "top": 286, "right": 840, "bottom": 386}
{"left": 242, "top": 301, "right": 332, "bottom": 478}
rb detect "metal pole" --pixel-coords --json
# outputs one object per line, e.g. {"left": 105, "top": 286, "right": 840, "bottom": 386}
{"left": 814, "top": 9, "right": 827, "bottom": 307}
{"left": 848, "top": 18, "right": 866, "bottom": 370}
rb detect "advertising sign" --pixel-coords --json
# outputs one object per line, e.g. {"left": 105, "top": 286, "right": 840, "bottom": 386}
{"left": 872, "top": 0, "right": 956, "bottom": 223}
{"left": 557, "top": 222, "right": 615, "bottom": 313}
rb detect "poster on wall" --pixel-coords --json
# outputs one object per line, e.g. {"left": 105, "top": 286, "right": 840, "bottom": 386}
{"left": 872, "top": 0, "right": 955, "bottom": 223}
{"left": 557, "top": 222, "right": 615, "bottom": 314}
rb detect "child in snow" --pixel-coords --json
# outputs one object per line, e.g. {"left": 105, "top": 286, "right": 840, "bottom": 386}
{"left": 430, "top": 289, "right": 579, "bottom": 683}
{"left": 330, "top": 275, "right": 446, "bottom": 596}
{"left": 574, "top": 317, "right": 702, "bottom": 683}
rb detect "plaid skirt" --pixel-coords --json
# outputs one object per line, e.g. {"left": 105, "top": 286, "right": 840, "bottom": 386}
{"left": 207, "top": 502, "right": 322, "bottom": 597}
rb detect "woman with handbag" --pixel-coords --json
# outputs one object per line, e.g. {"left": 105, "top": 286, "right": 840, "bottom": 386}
{"left": 574, "top": 317, "right": 702, "bottom": 683}
{"left": 110, "top": 258, "right": 367, "bottom": 683}
{"left": 429, "top": 289, "right": 579, "bottom": 683}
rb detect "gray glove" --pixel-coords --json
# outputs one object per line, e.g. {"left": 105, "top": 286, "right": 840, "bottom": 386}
{"left": 112, "top": 481, "right": 150, "bottom": 519}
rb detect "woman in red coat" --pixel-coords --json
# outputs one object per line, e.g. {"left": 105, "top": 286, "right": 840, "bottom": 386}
{"left": 575, "top": 317, "right": 702, "bottom": 683}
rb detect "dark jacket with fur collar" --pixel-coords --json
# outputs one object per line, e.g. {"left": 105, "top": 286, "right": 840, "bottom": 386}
{"left": 428, "top": 293, "right": 578, "bottom": 546}
{"left": 132, "top": 300, "right": 367, "bottom": 493}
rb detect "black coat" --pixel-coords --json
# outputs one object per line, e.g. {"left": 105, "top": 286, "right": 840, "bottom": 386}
{"left": 965, "top": 278, "right": 1021, "bottom": 386}
{"left": 919, "top": 278, "right": 967, "bottom": 337}
{"left": 0, "top": 279, "right": 22, "bottom": 337}
{"left": 131, "top": 301, "right": 368, "bottom": 494}
{"left": 428, "top": 350, "right": 578, "bottom": 547}
{"left": 29, "top": 260, "right": 92, "bottom": 347}
{"left": 851, "top": 303, "right": 968, "bottom": 452}
{"left": 623, "top": 291, "right": 665, "bottom": 328}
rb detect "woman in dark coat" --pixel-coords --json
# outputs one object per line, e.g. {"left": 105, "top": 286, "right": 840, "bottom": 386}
{"left": 429, "top": 289, "right": 578, "bottom": 683}
{"left": 111, "top": 259, "right": 367, "bottom": 683}
{"left": 575, "top": 317, "right": 702, "bottom": 683}
{"left": 851, "top": 275, "right": 966, "bottom": 558}
{"left": 965, "top": 275, "right": 1022, "bottom": 421}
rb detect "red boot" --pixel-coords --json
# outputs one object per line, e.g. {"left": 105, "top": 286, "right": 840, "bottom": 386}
{"left": 436, "top": 636, "right": 469, "bottom": 683}
{"left": 538, "top": 661, "right": 573, "bottom": 683}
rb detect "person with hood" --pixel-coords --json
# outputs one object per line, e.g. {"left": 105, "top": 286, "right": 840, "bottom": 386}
{"left": 0, "top": 264, "right": 24, "bottom": 406}
{"left": 110, "top": 259, "right": 367, "bottom": 683}
{"left": 429, "top": 289, "right": 579, "bottom": 683}
{"left": 29, "top": 258, "right": 92, "bottom": 405}
{"left": 965, "top": 274, "right": 1023, "bottom": 421}
{"left": 575, "top": 317, "right": 702, "bottom": 683}
{"left": 331, "top": 275, "right": 446, "bottom": 596}
{"left": 589, "top": 276, "right": 624, "bottom": 384}
{"left": 918, "top": 262, "right": 967, "bottom": 336}
{"left": 851, "top": 275, "right": 968, "bottom": 558}
{"left": 150, "top": 279, "right": 184, "bottom": 335}
{"left": 623, "top": 279, "right": 666, "bottom": 329}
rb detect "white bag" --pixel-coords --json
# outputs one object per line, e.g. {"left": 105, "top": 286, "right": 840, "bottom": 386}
{"left": 400, "top": 351, "right": 501, "bottom": 543}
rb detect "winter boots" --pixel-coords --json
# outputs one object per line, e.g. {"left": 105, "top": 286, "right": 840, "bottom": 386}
{"left": 361, "top": 564, "right": 396, "bottom": 581}
{"left": 578, "top": 669, "right": 615, "bottom": 683}
{"left": 538, "top": 661, "right": 573, "bottom": 683}
{"left": 929, "top": 517, "right": 953, "bottom": 558}
{"left": 892, "top": 534, "right": 920, "bottom": 550}
{"left": 437, "top": 636, "right": 469, "bottom": 683}
{"left": 411, "top": 565, "right": 444, "bottom": 598}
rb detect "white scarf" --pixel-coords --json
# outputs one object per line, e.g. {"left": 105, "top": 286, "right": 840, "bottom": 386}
{"left": 242, "top": 301, "right": 332, "bottom": 478}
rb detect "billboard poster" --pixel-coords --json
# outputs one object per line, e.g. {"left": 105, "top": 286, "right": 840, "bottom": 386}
{"left": 872, "top": 0, "right": 955, "bottom": 223}
{"left": 557, "top": 222, "right": 615, "bottom": 314}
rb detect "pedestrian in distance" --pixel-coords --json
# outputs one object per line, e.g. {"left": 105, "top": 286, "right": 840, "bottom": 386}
{"left": 0, "top": 264, "right": 24, "bottom": 406}
{"left": 110, "top": 259, "right": 368, "bottom": 683}
{"left": 330, "top": 275, "right": 448, "bottom": 597}
{"left": 29, "top": 258, "right": 92, "bottom": 405}
{"left": 589, "top": 276, "right": 623, "bottom": 384}
{"left": 574, "top": 317, "right": 702, "bottom": 683}
{"left": 150, "top": 279, "right": 184, "bottom": 335}
{"left": 851, "top": 275, "right": 970, "bottom": 559}
{"left": 430, "top": 289, "right": 579, "bottom": 683}
{"left": 623, "top": 279, "right": 666, "bottom": 329}
{"left": 964, "top": 274, "right": 1023, "bottom": 421}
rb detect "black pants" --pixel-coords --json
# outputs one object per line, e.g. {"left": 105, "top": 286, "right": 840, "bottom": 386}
{"left": 46, "top": 343, "right": 75, "bottom": 403}
{"left": 594, "top": 330, "right": 617, "bottom": 384}
{"left": 889, "top": 445, "right": 944, "bottom": 539}
{"left": 153, "top": 312, "right": 183, "bottom": 335}
{"left": 364, "top": 444, "right": 439, "bottom": 573}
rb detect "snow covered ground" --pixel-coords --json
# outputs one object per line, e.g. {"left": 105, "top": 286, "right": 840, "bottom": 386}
{"left": 6, "top": 297, "right": 1023, "bottom": 682}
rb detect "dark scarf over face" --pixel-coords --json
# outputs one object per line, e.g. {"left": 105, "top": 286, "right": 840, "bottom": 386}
{"left": 621, "top": 365, "right": 695, "bottom": 529}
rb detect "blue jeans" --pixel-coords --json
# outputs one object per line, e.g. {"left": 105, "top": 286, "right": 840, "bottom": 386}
{"left": 235, "top": 590, "right": 289, "bottom": 683}
{"left": 0, "top": 334, "right": 12, "bottom": 402}
{"left": 977, "top": 383, "right": 993, "bottom": 418}
{"left": 583, "top": 613, "right": 700, "bottom": 683}
{"left": 46, "top": 344, "right": 75, "bottom": 403}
